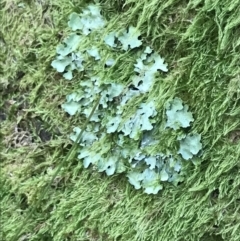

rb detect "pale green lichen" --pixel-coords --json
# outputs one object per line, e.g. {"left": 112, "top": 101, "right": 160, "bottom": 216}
{"left": 51, "top": 4, "right": 202, "bottom": 194}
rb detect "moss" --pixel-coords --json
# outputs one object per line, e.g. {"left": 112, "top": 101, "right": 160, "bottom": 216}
{"left": 1, "top": 0, "right": 240, "bottom": 240}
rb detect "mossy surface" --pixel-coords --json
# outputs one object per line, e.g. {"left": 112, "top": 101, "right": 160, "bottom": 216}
{"left": 1, "top": 0, "right": 240, "bottom": 240}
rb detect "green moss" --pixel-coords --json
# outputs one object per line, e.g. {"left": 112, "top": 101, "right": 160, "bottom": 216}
{"left": 1, "top": 0, "right": 240, "bottom": 240}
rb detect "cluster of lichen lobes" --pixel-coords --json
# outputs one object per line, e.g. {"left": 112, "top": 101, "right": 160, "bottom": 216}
{"left": 51, "top": 4, "right": 202, "bottom": 194}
